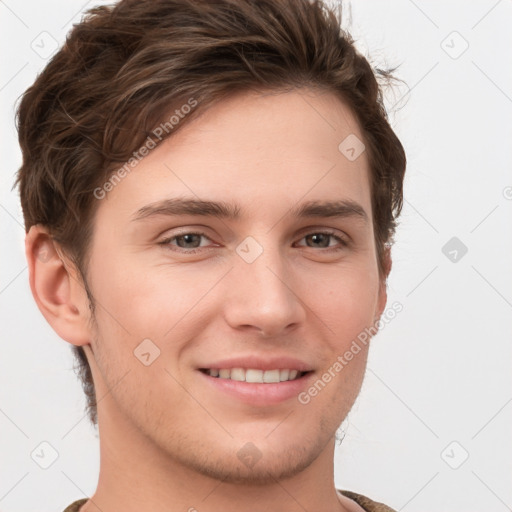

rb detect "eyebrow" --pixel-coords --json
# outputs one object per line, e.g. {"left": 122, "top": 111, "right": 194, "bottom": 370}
{"left": 131, "top": 197, "right": 368, "bottom": 224}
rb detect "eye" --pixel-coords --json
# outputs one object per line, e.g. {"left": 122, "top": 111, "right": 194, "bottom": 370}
{"left": 295, "top": 231, "right": 348, "bottom": 250}
{"left": 158, "top": 229, "right": 348, "bottom": 256}
{"left": 159, "top": 231, "right": 214, "bottom": 254}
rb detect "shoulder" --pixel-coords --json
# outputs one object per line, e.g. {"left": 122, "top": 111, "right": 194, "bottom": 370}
{"left": 62, "top": 498, "right": 88, "bottom": 512}
{"left": 338, "top": 489, "right": 397, "bottom": 512}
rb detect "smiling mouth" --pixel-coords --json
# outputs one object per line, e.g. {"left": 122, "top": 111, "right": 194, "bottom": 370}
{"left": 199, "top": 368, "right": 309, "bottom": 383}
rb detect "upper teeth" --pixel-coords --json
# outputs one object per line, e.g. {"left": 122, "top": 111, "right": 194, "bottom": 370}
{"left": 206, "top": 368, "right": 300, "bottom": 383}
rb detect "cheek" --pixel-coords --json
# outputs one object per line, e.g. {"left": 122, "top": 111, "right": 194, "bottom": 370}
{"left": 311, "top": 270, "right": 377, "bottom": 408}
{"left": 89, "top": 253, "right": 220, "bottom": 341}
{"left": 307, "top": 265, "right": 380, "bottom": 341}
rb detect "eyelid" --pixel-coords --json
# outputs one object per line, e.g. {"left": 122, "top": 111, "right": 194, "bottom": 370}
{"left": 294, "top": 229, "right": 348, "bottom": 248}
{"left": 158, "top": 230, "right": 216, "bottom": 252}
{"left": 294, "top": 222, "right": 350, "bottom": 241}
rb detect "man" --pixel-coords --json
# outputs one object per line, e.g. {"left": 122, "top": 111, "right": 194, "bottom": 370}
{"left": 15, "top": 0, "right": 406, "bottom": 510}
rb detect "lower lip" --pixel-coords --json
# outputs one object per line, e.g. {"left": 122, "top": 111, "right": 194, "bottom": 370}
{"left": 198, "top": 370, "right": 314, "bottom": 406}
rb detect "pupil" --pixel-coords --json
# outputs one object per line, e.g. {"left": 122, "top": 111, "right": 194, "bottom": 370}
{"left": 310, "top": 234, "right": 329, "bottom": 248}
{"left": 179, "top": 234, "right": 200, "bottom": 248}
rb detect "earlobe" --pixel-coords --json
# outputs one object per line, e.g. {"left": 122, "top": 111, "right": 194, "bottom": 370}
{"left": 25, "top": 224, "right": 92, "bottom": 347}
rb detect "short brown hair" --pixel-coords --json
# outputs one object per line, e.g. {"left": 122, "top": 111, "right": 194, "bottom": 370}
{"left": 15, "top": 0, "right": 406, "bottom": 426}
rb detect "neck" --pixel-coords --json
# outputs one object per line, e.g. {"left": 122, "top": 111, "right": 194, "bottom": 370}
{"left": 80, "top": 412, "right": 347, "bottom": 512}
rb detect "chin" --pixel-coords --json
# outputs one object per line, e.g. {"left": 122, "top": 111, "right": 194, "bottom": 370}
{"left": 179, "top": 436, "right": 327, "bottom": 485}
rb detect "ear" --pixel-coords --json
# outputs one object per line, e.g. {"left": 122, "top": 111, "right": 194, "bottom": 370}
{"left": 376, "top": 244, "right": 392, "bottom": 321}
{"left": 25, "top": 224, "right": 92, "bottom": 347}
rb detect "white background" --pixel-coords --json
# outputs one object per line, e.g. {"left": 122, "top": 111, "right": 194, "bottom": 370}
{"left": 1, "top": 1, "right": 511, "bottom": 511}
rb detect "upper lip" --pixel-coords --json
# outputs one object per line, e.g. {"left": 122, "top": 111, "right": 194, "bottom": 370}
{"left": 198, "top": 356, "right": 313, "bottom": 372}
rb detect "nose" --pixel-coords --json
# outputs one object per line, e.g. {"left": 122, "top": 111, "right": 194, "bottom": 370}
{"left": 222, "top": 240, "right": 307, "bottom": 338}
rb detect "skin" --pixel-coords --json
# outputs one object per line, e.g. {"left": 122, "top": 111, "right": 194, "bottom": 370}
{"left": 26, "top": 88, "right": 390, "bottom": 512}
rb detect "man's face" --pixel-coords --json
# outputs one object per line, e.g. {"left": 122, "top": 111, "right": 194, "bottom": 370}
{"left": 81, "top": 88, "right": 387, "bottom": 483}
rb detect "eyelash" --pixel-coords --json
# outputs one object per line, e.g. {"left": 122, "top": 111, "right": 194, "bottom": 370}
{"left": 158, "top": 230, "right": 348, "bottom": 255}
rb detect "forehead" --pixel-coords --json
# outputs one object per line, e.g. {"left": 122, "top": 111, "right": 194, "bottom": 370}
{"left": 96, "top": 88, "right": 372, "bottom": 224}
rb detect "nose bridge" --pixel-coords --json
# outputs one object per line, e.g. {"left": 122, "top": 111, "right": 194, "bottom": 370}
{"left": 224, "top": 234, "right": 304, "bottom": 335}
